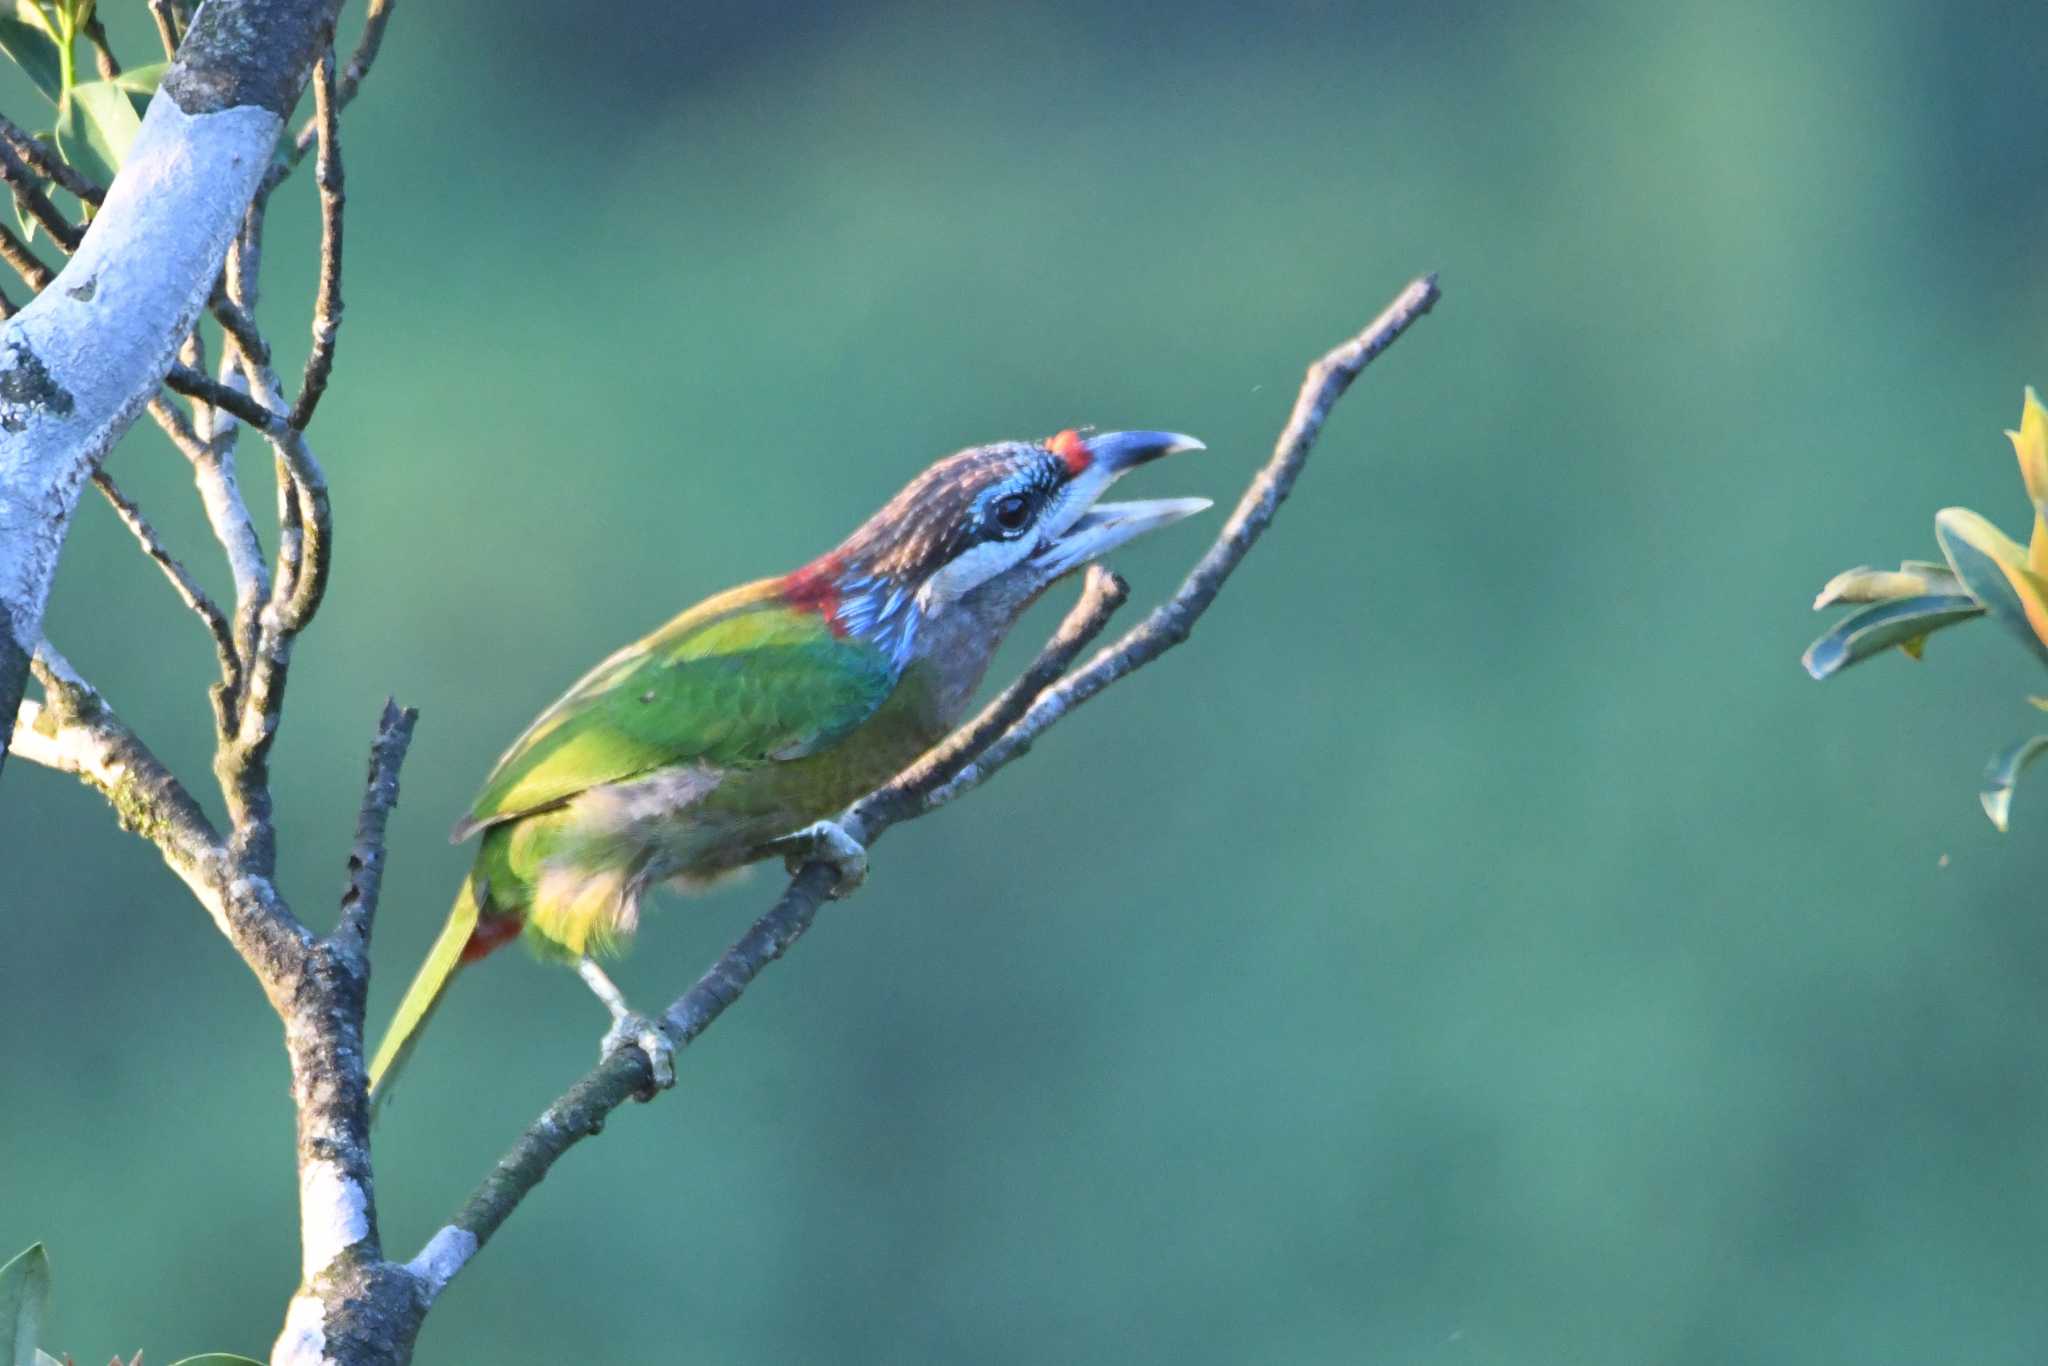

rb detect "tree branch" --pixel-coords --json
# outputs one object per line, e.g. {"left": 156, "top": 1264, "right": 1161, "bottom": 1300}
{"left": 288, "top": 47, "right": 344, "bottom": 431}
{"left": 0, "top": 0, "right": 345, "bottom": 779}
{"left": 337, "top": 699, "right": 418, "bottom": 956}
{"left": 89, "top": 466, "right": 236, "bottom": 688}
{"left": 405, "top": 274, "right": 1442, "bottom": 1307}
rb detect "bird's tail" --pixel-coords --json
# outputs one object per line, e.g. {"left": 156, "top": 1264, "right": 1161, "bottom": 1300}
{"left": 367, "top": 873, "right": 517, "bottom": 1119}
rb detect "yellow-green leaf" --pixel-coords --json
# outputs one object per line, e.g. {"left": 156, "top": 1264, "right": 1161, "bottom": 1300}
{"left": 1933, "top": 506, "right": 2048, "bottom": 665}
{"left": 2008, "top": 387, "right": 2048, "bottom": 577}
{"left": 53, "top": 77, "right": 137, "bottom": 187}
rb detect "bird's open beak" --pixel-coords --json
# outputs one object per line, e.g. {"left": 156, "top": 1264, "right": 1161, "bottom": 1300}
{"left": 1036, "top": 431, "right": 1211, "bottom": 577}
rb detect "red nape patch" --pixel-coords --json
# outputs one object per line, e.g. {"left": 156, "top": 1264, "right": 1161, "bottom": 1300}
{"left": 462, "top": 914, "right": 524, "bottom": 963}
{"left": 1049, "top": 428, "right": 1093, "bottom": 475}
{"left": 780, "top": 551, "right": 848, "bottom": 636}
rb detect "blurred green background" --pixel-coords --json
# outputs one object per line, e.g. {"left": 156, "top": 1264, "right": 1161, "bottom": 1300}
{"left": 5, "top": 0, "right": 2048, "bottom": 1360}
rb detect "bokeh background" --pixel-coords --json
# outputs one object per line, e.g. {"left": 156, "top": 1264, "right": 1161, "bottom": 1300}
{"left": 4, "top": 0, "right": 2048, "bottom": 1360}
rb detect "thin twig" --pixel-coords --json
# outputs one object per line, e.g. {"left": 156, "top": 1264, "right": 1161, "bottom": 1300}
{"left": 290, "top": 49, "right": 344, "bottom": 431}
{"left": 167, "top": 361, "right": 281, "bottom": 430}
{"left": 0, "top": 114, "right": 105, "bottom": 206}
{"left": 416, "top": 274, "right": 1442, "bottom": 1299}
{"left": 927, "top": 273, "right": 1443, "bottom": 809}
{"left": 0, "top": 138, "right": 80, "bottom": 251}
{"left": 260, "top": 0, "right": 394, "bottom": 201}
{"left": 335, "top": 700, "right": 418, "bottom": 957}
{"left": 209, "top": 359, "right": 330, "bottom": 875}
{"left": 209, "top": 283, "right": 270, "bottom": 368}
{"left": 147, "top": 0, "right": 183, "bottom": 58}
{"left": 846, "top": 565, "right": 1129, "bottom": 832}
{"left": 177, "top": 325, "right": 213, "bottom": 442}
{"left": 81, "top": 11, "right": 121, "bottom": 78}
{"left": 90, "top": 468, "right": 237, "bottom": 689}
{"left": 0, "top": 217, "right": 52, "bottom": 291}
{"left": 146, "top": 393, "right": 205, "bottom": 460}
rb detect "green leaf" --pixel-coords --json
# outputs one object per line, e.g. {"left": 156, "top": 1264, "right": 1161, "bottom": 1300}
{"left": 0, "top": 1243, "right": 52, "bottom": 1366}
{"left": 1801, "top": 594, "right": 1984, "bottom": 680}
{"left": 0, "top": 16, "right": 64, "bottom": 103}
{"left": 1934, "top": 507, "right": 2048, "bottom": 667}
{"left": 1981, "top": 734, "right": 2048, "bottom": 831}
{"left": 168, "top": 1357, "right": 267, "bottom": 1365}
{"left": 69, "top": 77, "right": 137, "bottom": 161}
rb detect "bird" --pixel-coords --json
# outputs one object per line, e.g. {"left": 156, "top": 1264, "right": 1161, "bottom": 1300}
{"left": 365, "top": 428, "right": 1209, "bottom": 1105}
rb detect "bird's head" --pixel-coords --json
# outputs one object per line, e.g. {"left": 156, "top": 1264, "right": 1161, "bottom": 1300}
{"left": 783, "top": 430, "right": 1210, "bottom": 660}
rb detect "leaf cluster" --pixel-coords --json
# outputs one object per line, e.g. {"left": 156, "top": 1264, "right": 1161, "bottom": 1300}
{"left": 1805, "top": 388, "right": 2048, "bottom": 828}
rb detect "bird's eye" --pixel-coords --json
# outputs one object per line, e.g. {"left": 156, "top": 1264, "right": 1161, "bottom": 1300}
{"left": 991, "top": 492, "right": 1032, "bottom": 536}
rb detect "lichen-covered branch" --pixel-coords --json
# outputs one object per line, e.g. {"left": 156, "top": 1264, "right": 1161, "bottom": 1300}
{"left": 407, "top": 274, "right": 1442, "bottom": 1307}
{"left": 337, "top": 700, "right": 418, "bottom": 956}
{"left": 289, "top": 48, "right": 344, "bottom": 431}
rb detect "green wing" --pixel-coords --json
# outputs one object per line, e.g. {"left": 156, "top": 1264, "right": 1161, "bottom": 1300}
{"left": 455, "top": 582, "right": 896, "bottom": 839}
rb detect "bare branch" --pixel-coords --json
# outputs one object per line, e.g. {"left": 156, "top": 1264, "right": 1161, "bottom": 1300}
{"left": 848, "top": 564, "right": 1129, "bottom": 832}
{"left": 209, "top": 282, "right": 271, "bottom": 367}
{"left": 262, "top": 0, "right": 394, "bottom": 201}
{"left": 336, "top": 699, "right": 418, "bottom": 955}
{"left": 90, "top": 467, "right": 236, "bottom": 687}
{"left": 146, "top": 393, "right": 206, "bottom": 459}
{"left": 81, "top": 10, "right": 122, "bottom": 79}
{"left": 927, "top": 273, "right": 1443, "bottom": 809}
{"left": 0, "top": 114, "right": 106, "bottom": 207}
{"left": 0, "top": 216, "right": 52, "bottom": 291}
{"left": 0, "top": 138, "right": 81, "bottom": 252}
{"left": 289, "top": 50, "right": 345, "bottom": 430}
{"left": 167, "top": 359, "right": 281, "bottom": 429}
{"left": 148, "top": 0, "right": 185, "bottom": 59}
{"left": 11, "top": 644, "right": 229, "bottom": 929}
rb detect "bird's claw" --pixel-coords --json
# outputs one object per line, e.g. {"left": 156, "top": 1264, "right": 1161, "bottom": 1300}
{"left": 601, "top": 1011, "right": 675, "bottom": 1100}
{"left": 775, "top": 819, "right": 868, "bottom": 899}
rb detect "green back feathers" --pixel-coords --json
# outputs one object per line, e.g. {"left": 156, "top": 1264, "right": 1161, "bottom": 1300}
{"left": 455, "top": 582, "right": 898, "bottom": 839}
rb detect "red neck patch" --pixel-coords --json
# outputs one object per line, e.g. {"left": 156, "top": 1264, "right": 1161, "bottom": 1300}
{"left": 780, "top": 551, "right": 848, "bottom": 636}
{"left": 1049, "top": 429, "right": 1093, "bottom": 475}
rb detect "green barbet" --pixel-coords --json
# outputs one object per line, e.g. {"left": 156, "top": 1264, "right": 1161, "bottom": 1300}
{"left": 367, "top": 429, "right": 1208, "bottom": 1102}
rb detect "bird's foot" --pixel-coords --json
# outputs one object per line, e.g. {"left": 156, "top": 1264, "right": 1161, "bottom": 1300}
{"left": 600, "top": 1010, "right": 675, "bottom": 1100}
{"left": 578, "top": 957, "right": 674, "bottom": 1100}
{"left": 771, "top": 818, "right": 868, "bottom": 899}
